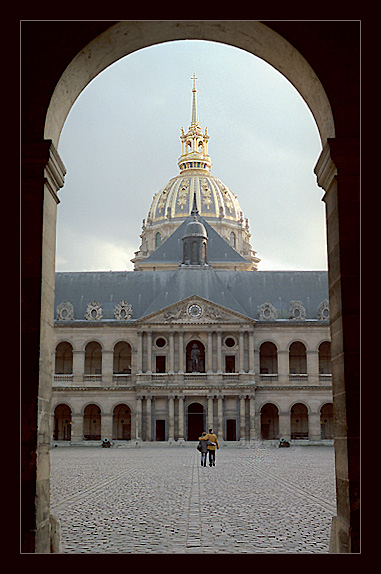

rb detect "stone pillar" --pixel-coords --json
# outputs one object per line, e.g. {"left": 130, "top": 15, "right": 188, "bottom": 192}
{"left": 169, "top": 332, "right": 174, "bottom": 374}
{"left": 279, "top": 411, "right": 291, "bottom": 441}
{"left": 315, "top": 138, "right": 360, "bottom": 553}
{"left": 102, "top": 350, "right": 114, "bottom": 384}
{"left": 207, "top": 332, "right": 213, "bottom": 373}
{"left": 135, "top": 397, "right": 142, "bottom": 440}
{"left": 309, "top": 411, "right": 322, "bottom": 441}
{"left": 307, "top": 350, "right": 319, "bottom": 384}
{"left": 207, "top": 395, "right": 214, "bottom": 431}
{"left": 178, "top": 395, "right": 185, "bottom": 440}
{"left": 101, "top": 413, "right": 113, "bottom": 440}
{"left": 146, "top": 396, "right": 152, "bottom": 441}
{"left": 217, "top": 395, "right": 224, "bottom": 440}
{"left": 253, "top": 346, "right": 260, "bottom": 381}
{"left": 72, "top": 350, "right": 85, "bottom": 384}
{"left": 278, "top": 350, "right": 289, "bottom": 385}
{"left": 217, "top": 332, "right": 222, "bottom": 373}
{"left": 248, "top": 332, "right": 255, "bottom": 373}
{"left": 168, "top": 395, "right": 174, "bottom": 440}
{"left": 21, "top": 140, "right": 66, "bottom": 553}
{"left": 71, "top": 413, "right": 83, "bottom": 443}
{"left": 239, "top": 332, "right": 245, "bottom": 373}
{"left": 147, "top": 332, "right": 152, "bottom": 373}
{"left": 240, "top": 395, "right": 246, "bottom": 441}
{"left": 137, "top": 332, "right": 143, "bottom": 374}
{"left": 178, "top": 332, "right": 184, "bottom": 373}
{"left": 249, "top": 396, "right": 256, "bottom": 441}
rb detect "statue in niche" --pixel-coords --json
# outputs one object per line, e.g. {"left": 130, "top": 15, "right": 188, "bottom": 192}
{"left": 190, "top": 343, "right": 201, "bottom": 372}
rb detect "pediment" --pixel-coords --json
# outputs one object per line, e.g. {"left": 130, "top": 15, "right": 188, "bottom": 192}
{"left": 137, "top": 295, "right": 254, "bottom": 325}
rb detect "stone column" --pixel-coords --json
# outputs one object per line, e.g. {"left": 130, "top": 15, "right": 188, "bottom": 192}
{"left": 137, "top": 332, "right": 143, "bottom": 374}
{"left": 178, "top": 395, "right": 185, "bottom": 440}
{"left": 217, "top": 395, "right": 224, "bottom": 440}
{"left": 72, "top": 350, "right": 85, "bottom": 384}
{"left": 207, "top": 395, "right": 214, "bottom": 431}
{"left": 169, "top": 332, "right": 174, "bottom": 374}
{"left": 70, "top": 413, "right": 83, "bottom": 443}
{"left": 217, "top": 332, "right": 222, "bottom": 373}
{"left": 253, "top": 346, "right": 260, "bottom": 382}
{"left": 135, "top": 396, "right": 142, "bottom": 440}
{"left": 249, "top": 396, "right": 256, "bottom": 441}
{"left": 207, "top": 332, "right": 213, "bottom": 373}
{"left": 307, "top": 350, "right": 319, "bottom": 384}
{"left": 178, "top": 332, "right": 184, "bottom": 373}
{"left": 248, "top": 332, "right": 255, "bottom": 373}
{"left": 147, "top": 332, "right": 152, "bottom": 373}
{"left": 308, "top": 411, "right": 322, "bottom": 441}
{"left": 168, "top": 395, "right": 174, "bottom": 440}
{"left": 240, "top": 395, "right": 246, "bottom": 441}
{"left": 101, "top": 413, "right": 113, "bottom": 440}
{"left": 279, "top": 411, "right": 291, "bottom": 441}
{"left": 239, "top": 332, "right": 245, "bottom": 373}
{"left": 102, "top": 350, "right": 113, "bottom": 384}
{"left": 146, "top": 396, "right": 152, "bottom": 441}
{"left": 278, "top": 350, "right": 289, "bottom": 385}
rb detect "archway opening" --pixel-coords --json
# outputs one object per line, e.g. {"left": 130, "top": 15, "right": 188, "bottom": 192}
{"left": 113, "top": 404, "right": 131, "bottom": 440}
{"left": 84, "top": 342, "right": 102, "bottom": 376}
{"left": 320, "top": 403, "right": 334, "bottom": 440}
{"left": 289, "top": 341, "right": 307, "bottom": 374}
{"left": 53, "top": 404, "right": 72, "bottom": 441}
{"left": 83, "top": 404, "right": 101, "bottom": 441}
{"left": 260, "top": 403, "right": 279, "bottom": 440}
{"left": 55, "top": 342, "right": 73, "bottom": 374}
{"left": 291, "top": 403, "right": 309, "bottom": 440}
{"left": 187, "top": 402, "right": 205, "bottom": 440}
{"left": 113, "top": 341, "right": 132, "bottom": 374}
{"left": 259, "top": 341, "right": 278, "bottom": 374}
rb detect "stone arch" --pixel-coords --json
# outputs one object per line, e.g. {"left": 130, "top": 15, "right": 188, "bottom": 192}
{"left": 290, "top": 402, "right": 309, "bottom": 439}
{"left": 186, "top": 340, "right": 205, "bottom": 373}
{"left": 83, "top": 403, "right": 102, "bottom": 441}
{"left": 54, "top": 341, "right": 73, "bottom": 374}
{"left": 260, "top": 402, "right": 279, "bottom": 440}
{"left": 289, "top": 340, "right": 307, "bottom": 374}
{"left": 53, "top": 403, "right": 72, "bottom": 441}
{"left": 112, "top": 403, "right": 132, "bottom": 440}
{"left": 84, "top": 341, "right": 102, "bottom": 375}
{"left": 21, "top": 21, "right": 360, "bottom": 553}
{"left": 259, "top": 341, "right": 278, "bottom": 374}
{"left": 113, "top": 341, "right": 132, "bottom": 374}
{"left": 318, "top": 340, "right": 332, "bottom": 374}
{"left": 320, "top": 402, "right": 334, "bottom": 439}
{"left": 187, "top": 401, "right": 205, "bottom": 440}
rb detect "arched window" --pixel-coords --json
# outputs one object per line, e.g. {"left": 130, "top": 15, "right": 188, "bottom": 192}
{"left": 289, "top": 341, "right": 307, "bottom": 374}
{"left": 113, "top": 341, "right": 132, "bottom": 374}
{"left": 319, "top": 341, "right": 331, "bottom": 374}
{"left": 155, "top": 232, "right": 161, "bottom": 248}
{"left": 229, "top": 231, "right": 236, "bottom": 248}
{"left": 55, "top": 341, "right": 73, "bottom": 374}
{"left": 259, "top": 342, "right": 278, "bottom": 374}
{"left": 84, "top": 341, "right": 102, "bottom": 374}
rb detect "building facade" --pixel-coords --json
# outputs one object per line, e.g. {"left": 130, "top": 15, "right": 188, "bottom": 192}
{"left": 52, "top": 81, "right": 333, "bottom": 445}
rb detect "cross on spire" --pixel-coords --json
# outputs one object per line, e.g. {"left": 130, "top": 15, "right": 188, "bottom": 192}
{"left": 191, "top": 73, "right": 198, "bottom": 91}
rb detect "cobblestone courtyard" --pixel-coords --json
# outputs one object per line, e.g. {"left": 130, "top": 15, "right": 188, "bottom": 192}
{"left": 50, "top": 444, "right": 336, "bottom": 554}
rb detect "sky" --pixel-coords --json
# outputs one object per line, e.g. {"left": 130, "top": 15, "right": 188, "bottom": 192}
{"left": 56, "top": 39, "right": 327, "bottom": 272}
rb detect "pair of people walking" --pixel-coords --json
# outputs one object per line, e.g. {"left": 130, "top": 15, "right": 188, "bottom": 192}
{"left": 198, "top": 429, "right": 219, "bottom": 467}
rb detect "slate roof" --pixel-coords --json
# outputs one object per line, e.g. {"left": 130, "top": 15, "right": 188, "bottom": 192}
{"left": 143, "top": 214, "right": 248, "bottom": 265}
{"left": 54, "top": 269, "right": 329, "bottom": 322}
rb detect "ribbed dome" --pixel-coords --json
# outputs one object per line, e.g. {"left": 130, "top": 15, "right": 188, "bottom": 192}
{"left": 147, "top": 174, "right": 243, "bottom": 225}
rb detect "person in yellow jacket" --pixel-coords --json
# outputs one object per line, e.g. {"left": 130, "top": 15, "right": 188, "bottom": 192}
{"left": 199, "top": 428, "right": 219, "bottom": 467}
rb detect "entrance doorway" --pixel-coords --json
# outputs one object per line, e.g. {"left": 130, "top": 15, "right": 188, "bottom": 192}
{"left": 226, "top": 419, "right": 237, "bottom": 441}
{"left": 113, "top": 404, "right": 131, "bottom": 440}
{"left": 260, "top": 403, "right": 279, "bottom": 440}
{"left": 156, "top": 419, "right": 166, "bottom": 441}
{"left": 187, "top": 402, "right": 205, "bottom": 440}
{"left": 53, "top": 404, "right": 72, "bottom": 440}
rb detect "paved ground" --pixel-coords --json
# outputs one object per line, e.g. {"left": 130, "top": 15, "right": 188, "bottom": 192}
{"left": 50, "top": 443, "right": 336, "bottom": 554}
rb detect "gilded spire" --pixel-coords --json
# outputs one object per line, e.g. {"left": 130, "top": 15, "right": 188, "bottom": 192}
{"left": 191, "top": 73, "right": 198, "bottom": 126}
